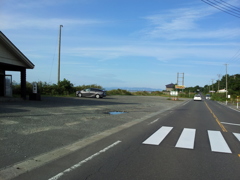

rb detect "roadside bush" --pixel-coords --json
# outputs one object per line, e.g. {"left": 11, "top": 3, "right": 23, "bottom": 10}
{"left": 150, "top": 91, "right": 163, "bottom": 96}
{"left": 74, "top": 84, "right": 103, "bottom": 92}
{"left": 132, "top": 91, "right": 150, "bottom": 96}
{"left": 12, "top": 81, "right": 21, "bottom": 95}
{"left": 210, "top": 92, "right": 240, "bottom": 103}
{"left": 211, "top": 93, "right": 226, "bottom": 101}
{"left": 12, "top": 81, "right": 33, "bottom": 95}
{"left": 107, "top": 89, "right": 132, "bottom": 95}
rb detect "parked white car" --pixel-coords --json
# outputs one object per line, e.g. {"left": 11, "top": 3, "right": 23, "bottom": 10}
{"left": 193, "top": 94, "right": 202, "bottom": 101}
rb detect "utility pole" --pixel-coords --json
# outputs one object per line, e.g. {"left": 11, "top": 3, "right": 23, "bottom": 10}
{"left": 217, "top": 74, "right": 221, "bottom": 92}
{"left": 211, "top": 79, "right": 214, "bottom": 94}
{"left": 58, "top": 25, "right": 63, "bottom": 84}
{"left": 224, "top": 64, "right": 228, "bottom": 105}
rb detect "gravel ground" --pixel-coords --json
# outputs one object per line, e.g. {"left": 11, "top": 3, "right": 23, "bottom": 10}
{"left": 0, "top": 95, "right": 187, "bottom": 169}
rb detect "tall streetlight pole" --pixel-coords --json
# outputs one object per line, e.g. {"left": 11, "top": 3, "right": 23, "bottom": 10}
{"left": 58, "top": 25, "right": 63, "bottom": 84}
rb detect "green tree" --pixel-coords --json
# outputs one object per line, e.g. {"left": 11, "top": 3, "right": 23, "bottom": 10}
{"left": 57, "top": 78, "right": 74, "bottom": 95}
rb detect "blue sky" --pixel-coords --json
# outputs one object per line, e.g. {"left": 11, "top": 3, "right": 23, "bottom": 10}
{"left": 1, "top": 0, "right": 240, "bottom": 89}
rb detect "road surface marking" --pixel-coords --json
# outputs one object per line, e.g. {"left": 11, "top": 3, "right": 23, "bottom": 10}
{"left": 175, "top": 128, "right": 196, "bottom": 149}
{"left": 221, "top": 122, "right": 240, "bottom": 126}
{"left": 181, "top": 100, "right": 191, "bottom": 106}
{"left": 233, "top": 133, "right": 240, "bottom": 141}
{"left": 217, "top": 102, "right": 240, "bottom": 112}
{"left": 208, "top": 130, "right": 232, "bottom": 153}
{"left": 204, "top": 102, "right": 227, "bottom": 132}
{"left": 142, "top": 126, "right": 173, "bottom": 145}
{"left": 148, "top": 118, "right": 159, "bottom": 125}
{"left": 48, "top": 141, "right": 121, "bottom": 180}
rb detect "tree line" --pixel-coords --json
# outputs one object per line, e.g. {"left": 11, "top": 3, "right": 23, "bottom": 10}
{"left": 12, "top": 79, "right": 165, "bottom": 97}
{"left": 12, "top": 74, "right": 239, "bottom": 101}
{"left": 12, "top": 78, "right": 103, "bottom": 96}
{"left": 185, "top": 74, "right": 240, "bottom": 101}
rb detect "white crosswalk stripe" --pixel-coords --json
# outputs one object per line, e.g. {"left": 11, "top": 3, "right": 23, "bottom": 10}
{"left": 233, "top": 133, "right": 240, "bottom": 141}
{"left": 208, "top": 130, "right": 232, "bottom": 153}
{"left": 142, "top": 126, "right": 173, "bottom": 145}
{"left": 142, "top": 126, "right": 237, "bottom": 154}
{"left": 175, "top": 128, "right": 196, "bottom": 149}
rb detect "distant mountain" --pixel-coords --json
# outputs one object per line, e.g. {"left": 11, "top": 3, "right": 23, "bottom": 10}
{"left": 104, "top": 87, "right": 162, "bottom": 92}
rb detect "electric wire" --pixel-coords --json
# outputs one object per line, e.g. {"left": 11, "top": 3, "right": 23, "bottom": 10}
{"left": 200, "top": 0, "right": 240, "bottom": 86}
{"left": 201, "top": 0, "right": 240, "bottom": 18}
{"left": 214, "top": 0, "right": 240, "bottom": 13}
{"left": 206, "top": 0, "right": 240, "bottom": 15}
{"left": 201, "top": 0, "right": 240, "bottom": 75}
{"left": 202, "top": 0, "right": 240, "bottom": 18}
{"left": 226, "top": 48, "right": 240, "bottom": 64}
{"left": 218, "top": 0, "right": 240, "bottom": 11}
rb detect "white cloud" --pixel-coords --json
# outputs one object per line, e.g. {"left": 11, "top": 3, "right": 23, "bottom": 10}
{"left": 63, "top": 42, "right": 239, "bottom": 63}
{"left": 1, "top": 0, "right": 72, "bottom": 9}
{"left": 0, "top": 13, "right": 104, "bottom": 30}
{"left": 141, "top": 5, "right": 240, "bottom": 40}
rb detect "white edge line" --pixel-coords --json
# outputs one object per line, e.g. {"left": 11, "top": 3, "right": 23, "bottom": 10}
{"left": 217, "top": 102, "right": 240, "bottom": 112}
{"left": 182, "top": 100, "right": 190, "bottom": 106}
{"left": 48, "top": 140, "right": 121, "bottom": 180}
{"left": 148, "top": 118, "right": 159, "bottom": 125}
{"left": 0, "top": 103, "right": 180, "bottom": 180}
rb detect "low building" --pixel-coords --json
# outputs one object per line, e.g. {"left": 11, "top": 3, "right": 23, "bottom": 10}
{"left": 0, "top": 31, "right": 35, "bottom": 99}
{"left": 217, "top": 89, "right": 227, "bottom": 93}
{"left": 165, "top": 83, "right": 175, "bottom": 91}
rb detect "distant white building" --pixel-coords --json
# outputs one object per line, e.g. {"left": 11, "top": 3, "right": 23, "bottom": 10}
{"left": 217, "top": 89, "right": 227, "bottom": 93}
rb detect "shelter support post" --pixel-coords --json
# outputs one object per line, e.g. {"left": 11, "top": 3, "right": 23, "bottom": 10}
{"left": 20, "top": 68, "right": 26, "bottom": 99}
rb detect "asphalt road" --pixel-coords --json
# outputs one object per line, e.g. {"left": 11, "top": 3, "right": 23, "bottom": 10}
{"left": 3, "top": 96, "right": 239, "bottom": 180}
{"left": 0, "top": 95, "right": 186, "bottom": 180}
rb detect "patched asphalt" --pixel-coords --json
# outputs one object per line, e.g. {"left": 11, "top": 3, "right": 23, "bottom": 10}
{"left": 0, "top": 95, "right": 188, "bottom": 170}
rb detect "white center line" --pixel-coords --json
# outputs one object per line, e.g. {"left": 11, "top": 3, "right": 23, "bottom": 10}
{"left": 175, "top": 128, "right": 196, "bottom": 149}
{"left": 221, "top": 122, "right": 240, "bottom": 126}
{"left": 142, "top": 126, "right": 173, "bottom": 145}
{"left": 208, "top": 130, "right": 232, "bottom": 153}
{"left": 48, "top": 140, "right": 121, "bottom": 180}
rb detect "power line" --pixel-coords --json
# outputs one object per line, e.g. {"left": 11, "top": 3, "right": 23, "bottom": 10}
{"left": 218, "top": 0, "right": 240, "bottom": 11}
{"left": 227, "top": 48, "right": 240, "bottom": 63}
{"left": 215, "top": 0, "right": 240, "bottom": 13}
{"left": 201, "top": 0, "right": 240, "bottom": 75}
{"left": 201, "top": 0, "right": 240, "bottom": 18}
{"left": 206, "top": 0, "right": 240, "bottom": 15}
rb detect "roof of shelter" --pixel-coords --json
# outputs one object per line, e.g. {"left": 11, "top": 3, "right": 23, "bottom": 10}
{"left": 165, "top": 83, "right": 175, "bottom": 88}
{"left": 0, "top": 31, "right": 34, "bottom": 69}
